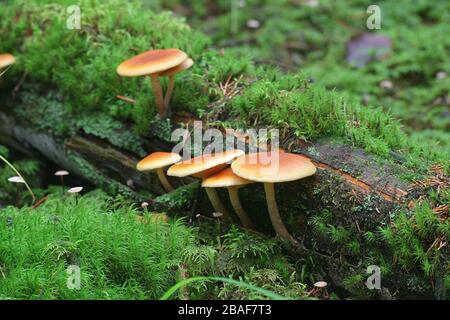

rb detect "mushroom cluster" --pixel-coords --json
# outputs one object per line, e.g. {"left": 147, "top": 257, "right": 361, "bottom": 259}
{"left": 117, "top": 49, "right": 193, "bottom": 119}
{"left": 136, "top": 148, "right": 316, "bottom": 247}
{"left": 167, "top": 149, "right": 245, "bottom": 218}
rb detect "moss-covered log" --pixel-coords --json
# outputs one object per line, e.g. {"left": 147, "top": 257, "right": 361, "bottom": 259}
{"left": 0, "top": 107, "right": 409, "bottom": 205}
{"left": 3, "top": 104, "right": 441, "bottom": 299}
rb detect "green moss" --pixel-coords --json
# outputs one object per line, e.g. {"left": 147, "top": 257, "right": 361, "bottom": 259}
{"left": 309, "top": 190, "right": 449, "bottom": 298}
{"left": 13, "top": 85, "right": 75, "bottom": 138}
{"left": 0, "top": 191, "right": 196, "bottom": 299}
{"left": 174, "top": 0, "right": 450, "bottom": 156}
{"left": 0, "top": 191, "right": 314, "bottom": 299}
{"left": 75, "top": 114, "right": 146, "bottom": 156}
{"left": 152, "top": 181, "right": 200, "bottom": 214}
{"left": 1, "top": 0, "right": 447, "bottom": 172}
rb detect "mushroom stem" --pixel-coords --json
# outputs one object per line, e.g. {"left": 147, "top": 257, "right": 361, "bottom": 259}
{"left": 205, "top": 187, "right": 229, "bottom": 217}
{"left": 60, "top": 177, "right": 65, "bottom": 195}
{"left": 164, "top": 75, "right": 175, "bottom": 109}
{"left": 263, "top": 182, "right": 300, "bottom": 246}
{"left": 150, "top": 74, "right": 166, "bottom": 118}
{"left": 156, "top": 167, "right": 174, "bottom": 193}
{"left": 227, "top": 186, "right": 254, "bottom": 228}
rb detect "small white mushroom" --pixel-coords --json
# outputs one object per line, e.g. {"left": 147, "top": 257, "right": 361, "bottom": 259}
{"left": 54, "top": 170, "right": 69, "bottom": 177}
{"left": 246, "top": 19, "right": 261, "bottom": 29}
{"left": 8, "top": 176, "right": 25, "bottom": 184}
{"left": 436, "top": 71, "right": 447, "bottom": 80}
{"left": 67, "top": 187, "right": 83, "bottom": 194}
{"left": 212, "top": 212, "right": 224, "bottom": 218}
{"left": 379, "top": 79, "right": 393, "bottom": 90}
{"left": 314, "top": 281, "right": 328, "bottom": 288}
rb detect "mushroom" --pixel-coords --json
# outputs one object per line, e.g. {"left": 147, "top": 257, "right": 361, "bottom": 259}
{"left": 0, "top": 53, "right": 15, "bottom": 77}
{"left": 67, "top": 186, "right": 83, "bottom": 205}
{"left": 313, "top": 281, "right": 329, "bottom": 299}
{"left": 68, "top": 187, "right": 83, "bottom": 194}
{"left": 314, "top": 281, "right": 328, "bottom": 289}
{"left": 54, "top": 170, "right": 70, "bottom": 194}
{"left": 8, "top": 176, "right": 25, "bottom": 184}
{"left": 202, "top": 168, "right": 254, "bottom": 228}
{"left": 231, "top": 152, "right": 316, "bottom": 246}
{"left": 137, "top": 152, "right": 181, "bottom": 193}
{"left": 117, "top": 49, "right": 188, "bottom": 118}
{"left": 1, "top": 154, "right": 35, "bottom": 203}
{"left": 8, "top": 176, "right": 26, "bottom": 206}
{"left": 159, "top": 58, "right": 194, "bottom": 110}
{"left": 167, "top": 149, "right": 245, "bottom": 217}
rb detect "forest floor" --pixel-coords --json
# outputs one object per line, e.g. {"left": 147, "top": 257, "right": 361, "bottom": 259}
{"left": 0, "top": 0, "right": 448, "bottom": 300}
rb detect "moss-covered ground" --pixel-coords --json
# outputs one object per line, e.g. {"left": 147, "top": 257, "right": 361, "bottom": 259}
{"left": 0, "top": 191, "right": 313, "bottom": 299}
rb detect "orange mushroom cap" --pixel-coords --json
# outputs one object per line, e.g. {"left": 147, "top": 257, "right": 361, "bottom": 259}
{"left": 231, "top": 152, "right": 316, "bottom": 183}
{"left": 191, "top": 164, "right": 228, "bottom": 179}
{"left": 0, "top": 54, "right": 15, "bottom": 70}
{"left": 167, "top": 149, "right": 245, "bottom": 178}
{"left": 117, "top": 49, "right": 187, "bottom": 77}
{"left": 202, "top": 168, "right": 253, "bottom": 188}
{"left": 137, "top": 152, "right": 181, "bottom": 171}
{"left": 159, "top": 58, "right": 194, "bottom": 77}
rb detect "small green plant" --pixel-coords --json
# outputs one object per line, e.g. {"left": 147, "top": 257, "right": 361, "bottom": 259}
{"left": 160, "top": 276, "right": 287, "bottom": 300}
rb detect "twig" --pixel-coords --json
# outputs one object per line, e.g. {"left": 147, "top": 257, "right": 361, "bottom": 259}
{"left": 116, "top": 95, "right": 136, "bottom": 104}
{"left": 12, "top": 71, "right": 27, "bottom": 99}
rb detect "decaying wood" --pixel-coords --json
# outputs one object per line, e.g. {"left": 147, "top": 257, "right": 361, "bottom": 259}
{"left": 0, "top": 107, "right": 425, "bottom": 298}
{"left": 0, "top": 109, "right": 409, "bottom": 205}
{"left": 289, "top": 139, "right": 409, "bottom": 202}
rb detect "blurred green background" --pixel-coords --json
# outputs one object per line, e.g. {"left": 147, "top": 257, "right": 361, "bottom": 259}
{"left": 144, "top": 0, "right": 450, "bottom": 155}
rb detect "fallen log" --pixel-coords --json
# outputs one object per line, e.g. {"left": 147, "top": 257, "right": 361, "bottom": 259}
{"left": 1, "top": 100, "right": 442, "bottom": 299}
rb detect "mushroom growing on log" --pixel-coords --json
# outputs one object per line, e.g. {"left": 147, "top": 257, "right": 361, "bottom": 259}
{"left": 231, "top": 151, "right": 317, "bottom": 247}
{"left": 137, "top": 152, "right": 181, "bottom": 193}
{"left": 202, "top": 168, "right": 254, "bottom": 228}
{"left": 117, "top": 49, "right": 188, "bottom": 118}
{"left": 167, "top": 150, "right": 245, "bottom": 217}
{"left": 159, "top": 58, "right": 194, "bottom": 110}
{"left": 3, "top": 109, "right": 425, "bottom": 297}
